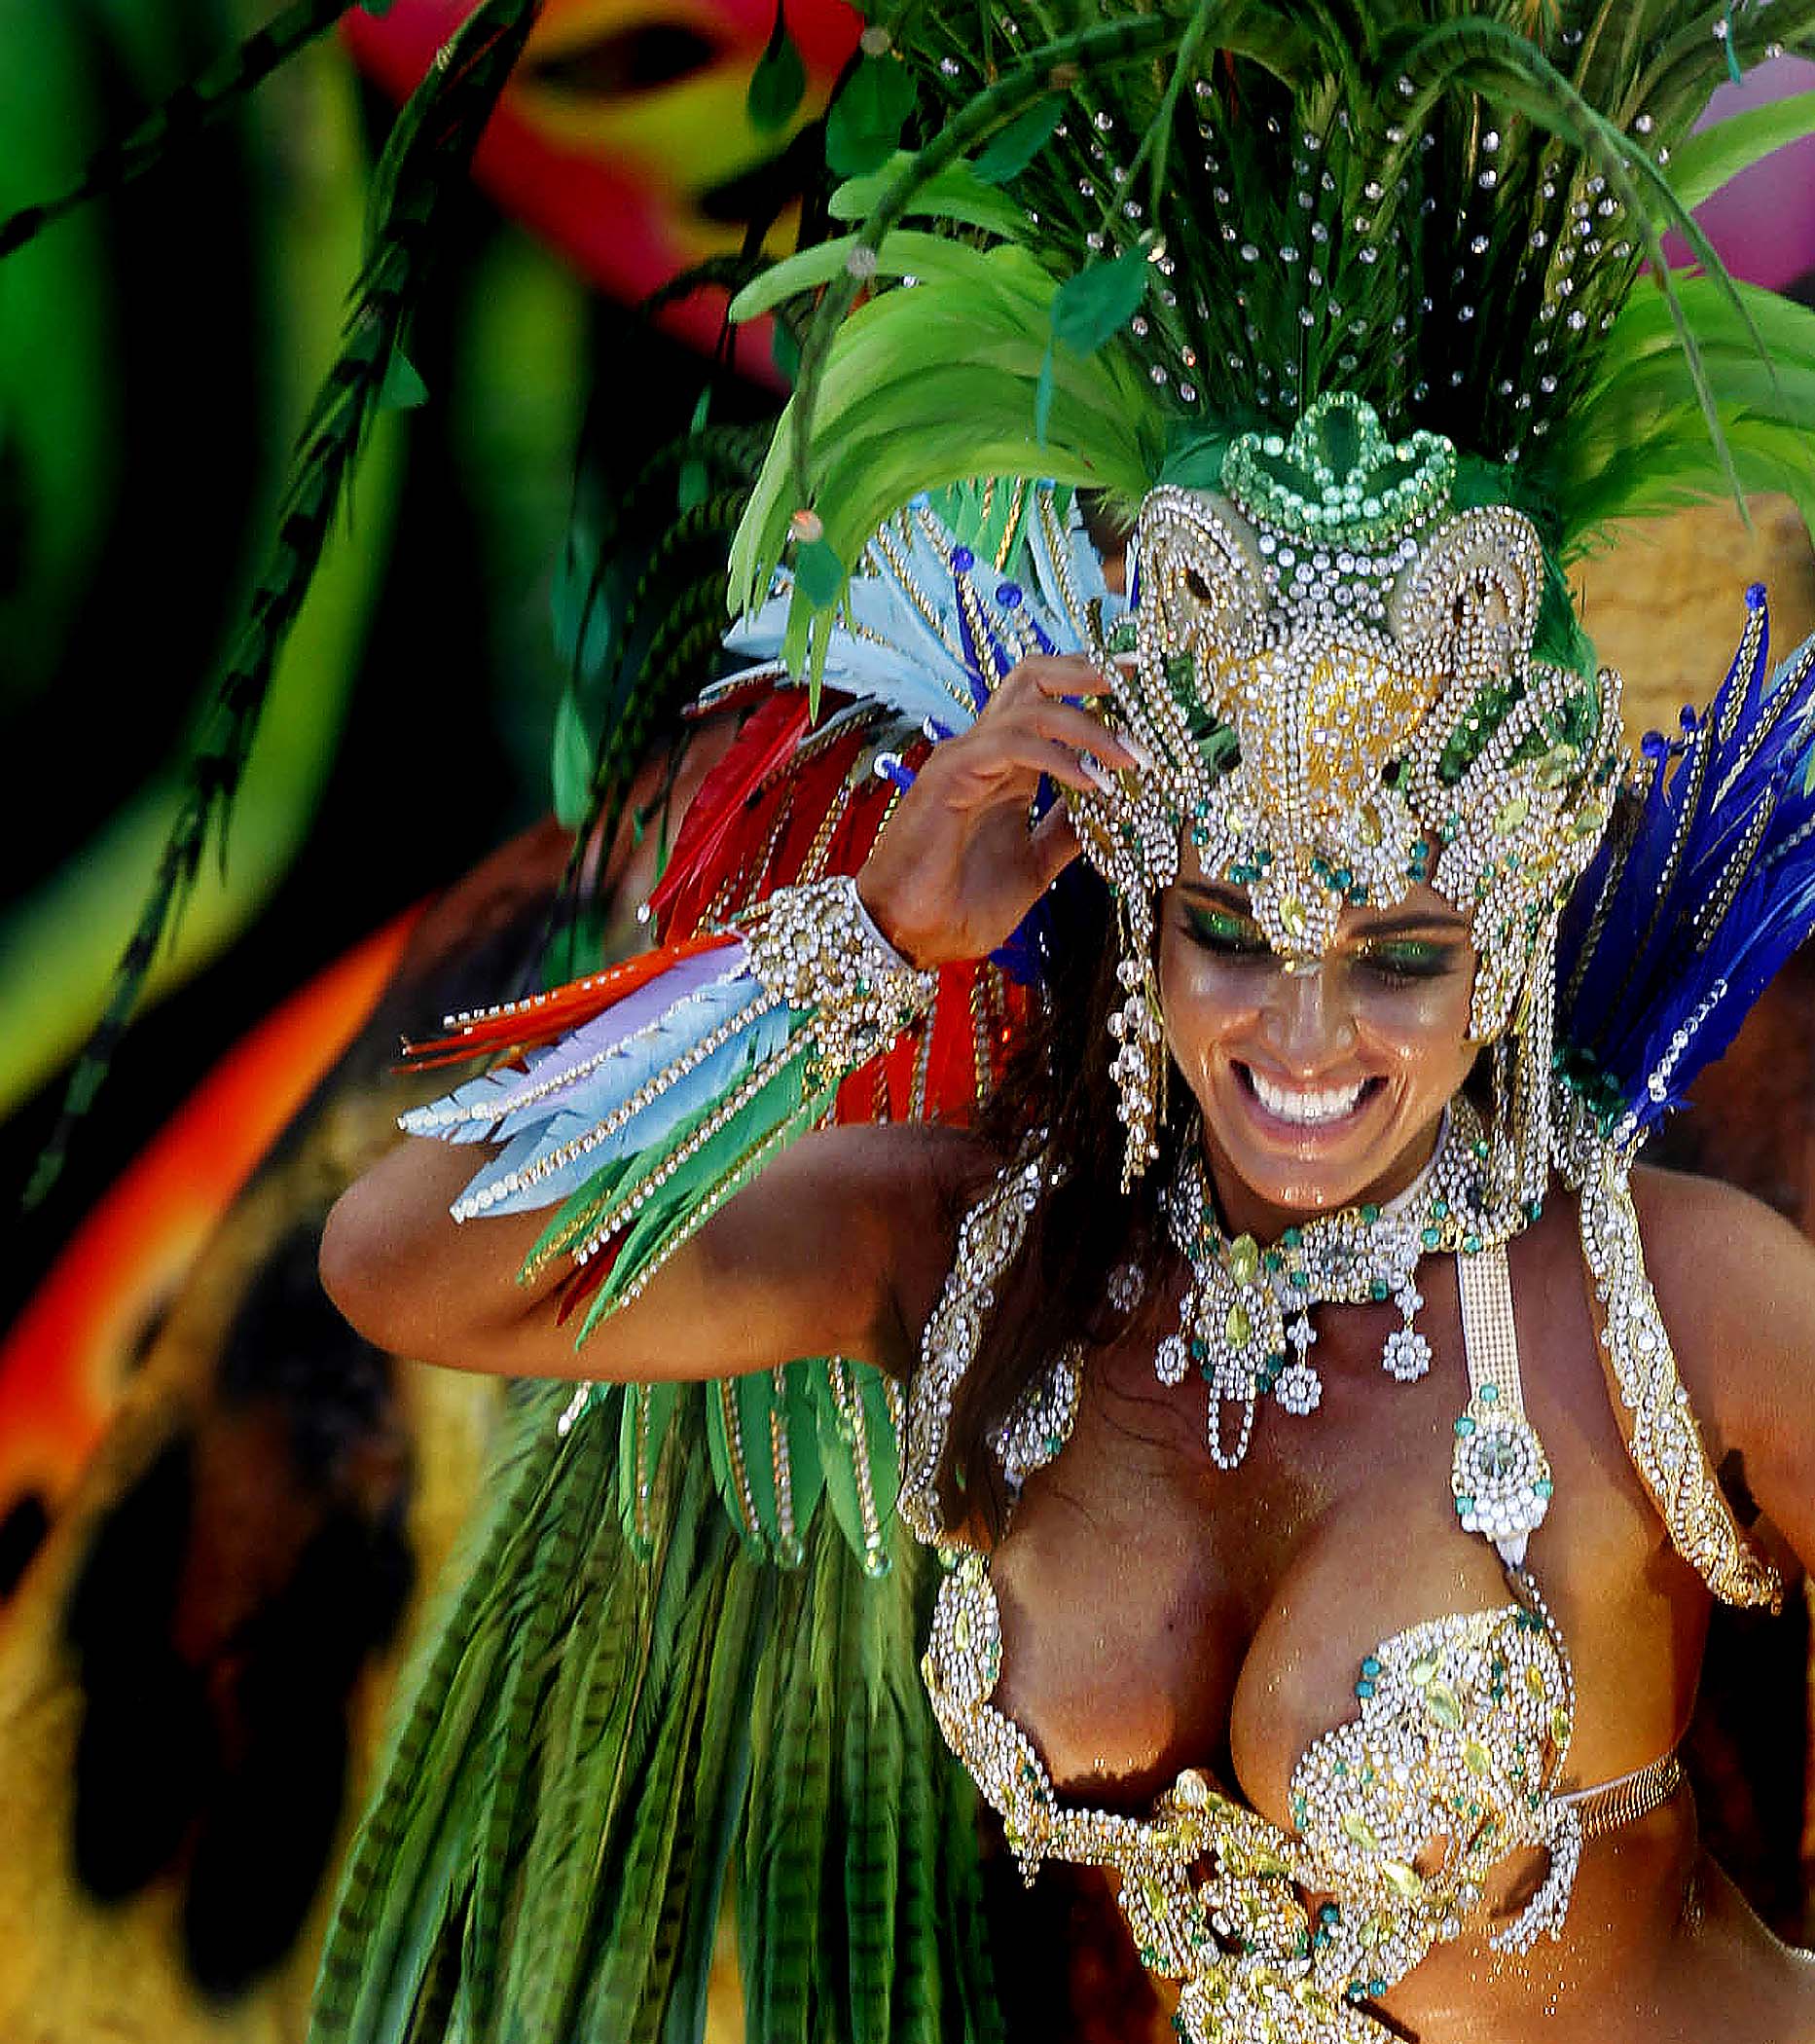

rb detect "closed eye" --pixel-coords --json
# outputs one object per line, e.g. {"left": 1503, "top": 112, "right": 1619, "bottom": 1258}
{"left": 1182, "top": 904, "right": 1269, "bottom": 957}
{"left": 1354, "top": 940, "right": 1462, "bottom": 983}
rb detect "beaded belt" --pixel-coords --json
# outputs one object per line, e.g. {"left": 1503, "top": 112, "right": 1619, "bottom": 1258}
{"left": 1561, "top": 1751, "right": 1684, "bottom": 1841}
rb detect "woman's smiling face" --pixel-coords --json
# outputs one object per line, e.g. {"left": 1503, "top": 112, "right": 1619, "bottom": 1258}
{"left": 1156, "top": 840, "right": 1480, "bottom": 1236}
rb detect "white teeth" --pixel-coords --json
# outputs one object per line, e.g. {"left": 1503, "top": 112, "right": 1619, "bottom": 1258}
{"left": 1249, "top": 1070, "right": 1368, "bottom": 1125}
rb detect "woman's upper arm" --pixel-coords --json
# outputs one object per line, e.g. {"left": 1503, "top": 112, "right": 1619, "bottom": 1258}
{"left": 319, "top": 1117, "right": 978, "bottom": 1386}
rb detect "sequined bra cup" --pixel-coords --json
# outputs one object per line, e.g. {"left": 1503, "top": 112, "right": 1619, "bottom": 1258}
{"left": 897, "top": 1155, "right": 1775, "bottom": 2043}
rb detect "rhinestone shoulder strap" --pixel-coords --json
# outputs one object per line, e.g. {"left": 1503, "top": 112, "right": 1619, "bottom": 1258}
{"left": 899, "top": 1150, "right": 1058, "bottom": 1545}
{"left": 1573, "top": 1142, "right": 1782, "bottom": 1612}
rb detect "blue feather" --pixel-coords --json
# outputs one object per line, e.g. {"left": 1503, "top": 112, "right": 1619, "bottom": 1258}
{"left": 1559, "top": 591, "right": 1815, "bottom": 1149}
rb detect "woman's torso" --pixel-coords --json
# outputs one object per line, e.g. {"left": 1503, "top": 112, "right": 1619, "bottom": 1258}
{"left": 910, "top": 1155, "right": 1815, "bottom": 2042}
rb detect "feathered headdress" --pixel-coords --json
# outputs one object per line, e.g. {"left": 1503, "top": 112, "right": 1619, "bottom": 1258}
{"left": 734, "top": 0, "right": 1815, "bottom": 655}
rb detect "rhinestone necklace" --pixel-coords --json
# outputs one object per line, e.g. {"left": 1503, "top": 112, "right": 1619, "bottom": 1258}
{"left": 1158, "top": 1095, "right": 1512, "bottom": 1468}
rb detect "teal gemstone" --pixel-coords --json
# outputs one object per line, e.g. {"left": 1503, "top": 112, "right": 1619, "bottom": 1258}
{"left": 1454, "top": 1415, "right": 1474, "bottom": 1436}
{"left": 1421, "top": 1226, "right": 1440, "bottom": 1250}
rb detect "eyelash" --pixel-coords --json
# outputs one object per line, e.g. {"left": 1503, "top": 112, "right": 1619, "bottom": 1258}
{"left": 1182, "top": 908, "right": 1459, "bottom": 983}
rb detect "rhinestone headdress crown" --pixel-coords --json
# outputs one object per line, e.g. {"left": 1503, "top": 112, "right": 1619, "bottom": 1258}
{"left": 1072, "top": 392, "right": 1623, "bottom": 1042}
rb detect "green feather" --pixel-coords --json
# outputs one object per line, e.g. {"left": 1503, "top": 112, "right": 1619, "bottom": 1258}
{"left": 0, "top": 0, "right": 361, "bottom": 261}
{"left": 1667, "top": 86, "right": 1815, "bottom": 209}
{"left": 26, "top": 0, "right": 545, "bottom": 1206}
{"left": 453, "top": 1414, "right": 618, "bottom": 2036}
{"left": 814, "top": 1359, "right": 901, "bottom": 1576}
{"left": 661, "top": 1559, "right": 774, "bottom": 2044}
{"left": 502, "top": 1474, "right": 681, "bottom": 2038}
{"left": 842, "top": 1555, "right": 906, "bottom": 2043}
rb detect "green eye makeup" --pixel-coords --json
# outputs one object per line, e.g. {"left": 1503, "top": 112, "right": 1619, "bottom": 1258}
{"left": 1183, "top": 903, "right": 1270, "bottom": 956}
{"left": 1354, "top": 939, "right": 1463, "bottom": 982}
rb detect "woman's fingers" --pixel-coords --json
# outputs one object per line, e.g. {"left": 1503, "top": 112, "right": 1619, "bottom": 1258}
{"left": 1023, "top": 738, "right": 1117, "bottom": 798}
{"left": 1027, "top": 700, "right": 1140, "bottom": 771}
{"left": 993, "top": 653, "right": 1117, "bottom": 706}
{"left": 1029, "top": 802, "right": 1081, "bottom": 886}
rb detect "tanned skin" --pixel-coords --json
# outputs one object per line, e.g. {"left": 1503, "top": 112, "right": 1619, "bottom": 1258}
{"left": 324, "top": 652, "right": 1815, "bottom": 2043}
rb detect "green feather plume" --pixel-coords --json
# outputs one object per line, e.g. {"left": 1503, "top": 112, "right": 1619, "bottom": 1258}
{"left": 727, "top": 0, "right": 1815, "bottom": 651}
{"left": 312, "top": 1384, "right": 1001, "bottom": 2044}
{"left": 0, "top": 0, "right": 363, "bottom": 262}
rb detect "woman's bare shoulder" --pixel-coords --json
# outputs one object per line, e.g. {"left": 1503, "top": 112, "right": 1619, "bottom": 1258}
{"left": 1625, "top": 1162, "right": 1815, "bottom": 1455}
{"left": 1627, "top": 1162, "right": 1815, "bottom": 1315}
{"left": 856, "top": 1120, "right": 1011, "bottom": 1340}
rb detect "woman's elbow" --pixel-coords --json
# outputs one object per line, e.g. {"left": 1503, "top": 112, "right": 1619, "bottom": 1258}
{"left": 317, "top": 1141, "right": 547, "bottom": 1370}
{"left": 318, "top": 1174, "right": 419, "bottom": 1354}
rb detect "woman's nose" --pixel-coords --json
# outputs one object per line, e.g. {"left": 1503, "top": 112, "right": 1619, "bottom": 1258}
{"left": 1256, "top": 963, "right": 1358, "bottom": 1072}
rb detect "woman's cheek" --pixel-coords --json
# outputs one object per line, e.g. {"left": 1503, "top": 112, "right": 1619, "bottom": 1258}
{"left": 1346, "top": 968, "right": 1476, "bottom": 1075}
{"left": 1157, "top": 949, "right": 1254, "bottom": 1078}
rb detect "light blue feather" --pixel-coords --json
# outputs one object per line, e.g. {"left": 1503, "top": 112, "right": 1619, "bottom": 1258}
{"left": 454, "top": 1001, "right": 797, "bottom": 1221}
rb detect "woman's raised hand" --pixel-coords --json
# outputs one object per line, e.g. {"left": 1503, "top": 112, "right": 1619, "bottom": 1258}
{"left": 855, "top": 653, "right": 1140, "bottom": 967}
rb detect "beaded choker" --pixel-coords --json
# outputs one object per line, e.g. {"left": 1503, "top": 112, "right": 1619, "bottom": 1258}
{"left": 1158, "top": 1094, "right": 1521, "bottom": 1468}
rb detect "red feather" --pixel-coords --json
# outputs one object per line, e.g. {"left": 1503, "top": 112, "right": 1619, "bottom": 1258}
{"left": 398, "top": 931, "right": 740, "bottom": 1069}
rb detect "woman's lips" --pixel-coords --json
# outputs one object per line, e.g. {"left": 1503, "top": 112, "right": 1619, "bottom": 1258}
{"left": 1233, "top": 1062, "right": 1386, "bottom": 1134}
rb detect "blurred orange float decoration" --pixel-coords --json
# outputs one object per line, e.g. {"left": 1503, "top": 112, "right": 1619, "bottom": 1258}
{"left": 0, "top": 915, "right": 420, "bottom": 1613}
{"left": 343, "top": 0, "right": 861, "bottom": 366}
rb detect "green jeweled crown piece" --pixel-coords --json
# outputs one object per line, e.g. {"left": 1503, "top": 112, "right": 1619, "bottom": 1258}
{"left": 1221, "top": 392, "right": 1458, "bottom": 550}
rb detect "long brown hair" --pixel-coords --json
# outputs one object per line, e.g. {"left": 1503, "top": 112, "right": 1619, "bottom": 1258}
{"left": 931, "top": 866, "right": 1189, "bottom": 1541}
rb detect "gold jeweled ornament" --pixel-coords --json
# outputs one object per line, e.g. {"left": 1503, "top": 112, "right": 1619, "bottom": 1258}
{"left": 1068, "top": 392, "right": 1624, "bottom": 1197}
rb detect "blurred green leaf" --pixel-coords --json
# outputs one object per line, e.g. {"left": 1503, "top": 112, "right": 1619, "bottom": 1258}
{"left": 551, "top": 521, "right": 614, "bottom": 682}
{"left": 378, "top": 347, "right": 428, "bottom": 409}
{"left": 771, "top": 316, "right": 801, "bottom": 385}
{"left": 824, "top": 53, "right": 916, "bottom": 176}
{"left": 677, "top": 384, "right": 710, "bottom": 512}
{"left": 1034, "top": 337, "right": 1056, "bottom": 444}
{"left": 971, "top": 94, "right": 1063, "bottom": 184}
{"left": 1050, "top": 246, "right": 1149, "bottom": 357}
{"left": 747, "top": 5, "right": 805, "bottom": 132}
{"left": 551, "top": 684, "right": 596, "bottom": 830}
{"left": 793, "top": 535, "right": 845, "bottom": 608}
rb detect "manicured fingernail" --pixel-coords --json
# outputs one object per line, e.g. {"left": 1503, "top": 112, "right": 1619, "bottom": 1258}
{"left": 1081, "top": 754, "right": 1117, "bottom": 795}
{"left": 1110, "top": 649, "right": 1140, "bottom": 670}
{"left": 1121, "top": 732, "right": 1156, "bottom": 772}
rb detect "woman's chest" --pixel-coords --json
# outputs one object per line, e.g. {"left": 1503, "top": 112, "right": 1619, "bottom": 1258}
{"left": 980, "top": 1290, "right": 1688, "bottom": 1820}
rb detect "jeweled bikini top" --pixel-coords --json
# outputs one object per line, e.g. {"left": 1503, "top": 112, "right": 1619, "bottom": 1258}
{"left": 897, "top": 1149, "right": 1771, "bottom": 2043}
